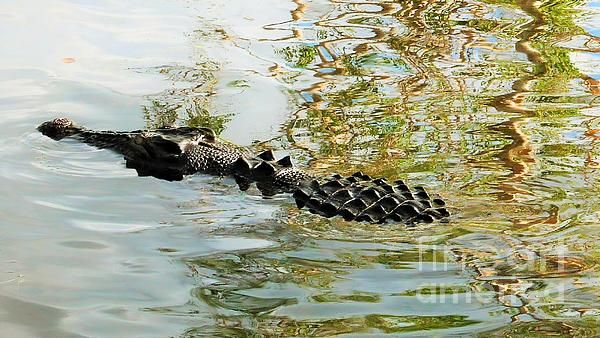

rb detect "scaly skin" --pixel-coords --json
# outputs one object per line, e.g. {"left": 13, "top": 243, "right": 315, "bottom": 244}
{"left": 38, "top": 118, "right": 450, "bottom": 224}
{"left": 37, "top": 117, "right": 313, "bottom": 192}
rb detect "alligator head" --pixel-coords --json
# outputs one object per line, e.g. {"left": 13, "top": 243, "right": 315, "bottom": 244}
{"left": 37, "top": 117, "right": 81, "bottom": 140}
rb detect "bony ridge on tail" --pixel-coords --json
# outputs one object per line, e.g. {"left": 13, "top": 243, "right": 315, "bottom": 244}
{"left": 38, "top": 117, "right": 450, "bottom": 224}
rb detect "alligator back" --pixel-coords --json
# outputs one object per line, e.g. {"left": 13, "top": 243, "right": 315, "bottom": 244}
{"left": 38, "top": 118, "right": 244, "bottom": 181}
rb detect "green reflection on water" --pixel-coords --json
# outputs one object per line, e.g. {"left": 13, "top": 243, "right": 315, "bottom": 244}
{"left": 276, "top": 45, "right": 319, "bottom": 68}
{"left": 138, "top": 0, "right": 600, "bottom": 336}
{"left": 182, "top": 314, "right": 480, "bottom": 337}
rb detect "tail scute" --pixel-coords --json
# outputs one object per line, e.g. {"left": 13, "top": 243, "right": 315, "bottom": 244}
{"left": 292, "top": 173, "right": 450, "bottom": 225}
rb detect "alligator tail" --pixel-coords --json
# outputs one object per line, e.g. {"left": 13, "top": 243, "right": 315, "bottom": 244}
{"left": 292, "top": 172, "right": 450, "bottom": 224}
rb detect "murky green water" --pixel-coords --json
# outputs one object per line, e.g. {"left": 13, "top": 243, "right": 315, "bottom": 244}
{"left": 1, "top": 0, "right": 599, "bottom": 336}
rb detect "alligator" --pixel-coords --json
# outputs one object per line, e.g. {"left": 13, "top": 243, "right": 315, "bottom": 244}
{"left": 37, "top": 117, "right": 450, "bottom": 224}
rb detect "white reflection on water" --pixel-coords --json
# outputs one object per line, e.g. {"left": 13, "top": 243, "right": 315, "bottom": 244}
{"left": 0, "top": 0, "right": 285, "bottom": 336}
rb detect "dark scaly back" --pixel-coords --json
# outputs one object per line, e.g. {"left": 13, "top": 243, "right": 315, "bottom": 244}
{"left": 38, "top": 118, "right": 450, "bottom": 224}
{"left": 230, "top": 150, "right": 314, "bottom": 196}
{"left": 38, "top": 118, "right": 221, "bottom": 180}
{"left": 292, "top": 172, "right": 450, "bottom": 224}
{"left": 181, "top": 140, "right": 246, "bottom": 177}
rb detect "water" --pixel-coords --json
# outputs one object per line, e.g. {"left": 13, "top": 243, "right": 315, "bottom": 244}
{"left": 1, "top": 0, "right": 599, "bottom": 336}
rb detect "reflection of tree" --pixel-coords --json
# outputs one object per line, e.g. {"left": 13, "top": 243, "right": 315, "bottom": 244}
{"left": 266, "top": 0, "right": 600, "bottom": 330}
{"left": 183, "top": 313, "right": 480, "bottom": 336}
{"left": 487, "top": 0, "right": 597, "bottom": 205}
{"left": 156, "top": 0, "right": 600, "bottom": 335}
{"left": 278, "top": 0, "right": 463, "bottom": 177}
{"left": 142, "top": 58, "right": 232, "bottom": 134}
{"left": 179, "top": 241, "right": 477, "bottom": 336}
{"left": 277, "top": 0, "right": 598, "bottom": 211}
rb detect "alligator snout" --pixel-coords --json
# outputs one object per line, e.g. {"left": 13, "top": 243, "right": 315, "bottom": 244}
{"left": 37, "top": 117, "right": 79, "bottom": 140}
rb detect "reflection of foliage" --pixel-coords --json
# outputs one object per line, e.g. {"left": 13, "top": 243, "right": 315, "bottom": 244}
{"left": 143, "top": 98, "right": 232, "bottom": 134}
{"left": 142, "top": 62, "right": 232, "bottom": 133}
{"left": 227, "top": 79, "right": 250, "bottom": 88}
{"left": 311, "top": 291, "right": 381, "bottom": 303}
{"left": 532, "top": 44, "right": 581, "bottom": 92}
{"left": 340, "top": 53, "right": 408, "bottom": 76}
{"left": 466, "top": 19, "right": 500, "bottom": 32}
{"left": 422, "top": 3, "right": 455, "bottom": 32}
{"left": 188, "top": 112, "right": 232, "bottom": 134}
{"left": 182, "top": 314, "right": 480, "bottom": 336}
{"left": 486, "top": 0, "right": 586, "bottom": 93}
{"left": 326, "top": 79, "right": 379, "bottom": 107}
{"left": 196, "top": 288, "right": 297, "bottom": 314}
{"left": 142, "top": 100, "right": 178, "bottom": 128}
{"left": 399, "top": 285, "right": 469, "bottom": 296}
{"left": 538, "top": 0, "right": 586, "bottom": 37}
{"left": 316, "top": 29, "right": 330, "bottom": 40}
{"left": 348, "top": 16, "right": 384, "bottom": 26}
{"left": 171, "top": 0, "right": 600, "bottom": 336}
{"left": 276, "top": 45, "right": 318, "bottom": 68}
{"left": 477, "top": 318, "right": 600, "bottom": 337}
{"left": 341, "top": 54, "right": 369, "bottom": 76}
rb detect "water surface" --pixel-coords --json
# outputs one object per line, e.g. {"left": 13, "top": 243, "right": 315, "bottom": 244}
{"left": 1, "top": 0, "right": 599, "bottom": 336}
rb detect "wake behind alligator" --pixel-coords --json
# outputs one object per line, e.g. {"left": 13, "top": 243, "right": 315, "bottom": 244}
{"left": 38, "top": 118, "right": 450, "bottom": 224}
